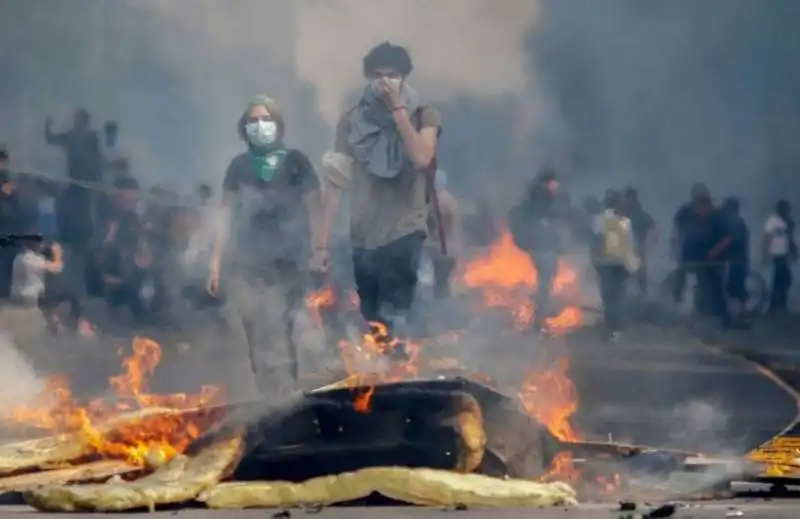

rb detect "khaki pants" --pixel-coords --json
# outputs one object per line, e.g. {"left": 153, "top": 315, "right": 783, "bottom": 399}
{"left": 225, "top": 274, "right": 302, "bottom": 396}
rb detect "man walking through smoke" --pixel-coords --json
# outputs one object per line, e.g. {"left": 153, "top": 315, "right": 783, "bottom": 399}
{"left": 321, "top": 42, "right": 442, "bottom": 340}
{"left": 208, "top": 95, "right": 324, "bottom": 395}
{"left": 508, "top": 169, "right": 565, "bottom": 332}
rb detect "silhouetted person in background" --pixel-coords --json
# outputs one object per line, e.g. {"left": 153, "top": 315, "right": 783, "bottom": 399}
{"left": 579, "top": 195, "right": 603, "bottom": 262}
{"left": 509, "top": 168, "right": 564, "bottom": 331}
{"left": 593, "top": 189, "right": 639, "bottom": 340}
{"left": 0, "top": 151, "right": 20, "bottom": 298}
{"left": 197, "top": 184, "right": 212, "bottom": 206}
{"left": 101, "top": 121, "right": 131, "bottom": 183}
{"left": 56, "top": 183, "right": 94, "bottom": 298}
{"left": 45, "top": 108, "right": 102, "bottom": 183}
{"left": 622, "top": 187, "right": 655, "bottom": 299}
{"left": 100, "top": 176, "right": 149, "bottom": 318}
{"left": 34, "top": 178, "right": 58, "bottom": 241}
{"left": 764, "top": 199, "right": 797, "bottom": 314}
{"left": 0, "top": 148, "right": 9, "bottom": 181}
{"left": 34, "top": 230, "right": 92, "bottom": 336}
{"left": 671, "top": 183, "right": 717, "bottom": 315}
{"left": 717, "top": 196, "right": 750, "bottom": 321}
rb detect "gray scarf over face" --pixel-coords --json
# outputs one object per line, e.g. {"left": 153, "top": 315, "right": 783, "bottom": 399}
{"left": 346, "top": 83, "right": 420, "bottom": 179}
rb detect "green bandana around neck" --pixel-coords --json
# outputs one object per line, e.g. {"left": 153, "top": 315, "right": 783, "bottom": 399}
{"left": 250, "top": 148, "right": 288, "bottom": 182}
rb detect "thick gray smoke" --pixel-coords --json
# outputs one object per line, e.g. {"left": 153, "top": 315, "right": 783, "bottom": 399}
{"left": 2, "top": 0, "right": 798, "bottom": 214}
{"left": 0, "top": 0, "right": 539, "bottom": 194}
{"left": 530, "top": 0, "right": 800, "bottom": 222}
{"left": 0, "top": 334, "right": 45, "bottom": 425}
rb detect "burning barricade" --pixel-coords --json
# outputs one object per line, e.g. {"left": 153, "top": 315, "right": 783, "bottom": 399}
{"left": 0, "top": 229, "right": 732, "bottom": 511}
{"left": 0, "top": 331, "right": 579, "bottom": 511}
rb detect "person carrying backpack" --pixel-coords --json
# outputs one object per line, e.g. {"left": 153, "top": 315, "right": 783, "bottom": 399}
{"left": 592, "top": 189, "right": 640, "bottom": 340}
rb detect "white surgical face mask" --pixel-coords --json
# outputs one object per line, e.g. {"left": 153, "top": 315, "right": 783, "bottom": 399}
{"left": 369, "top": 77, "right": 402, "bottom": 96}
{"left": 245, "top": 120, "right": 278, "bottom": 147}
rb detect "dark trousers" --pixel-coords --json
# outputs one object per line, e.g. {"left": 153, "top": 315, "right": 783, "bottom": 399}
{"left": 530, "top": 251, "right": 558, "bottom": 326}
{"left": 699, "top": 264, "right": 729, "bottom": 323}
{"left": 672, "top": 261, "right": 723, "bottom": 317}
{"left": 678, "top": 262, "right": 730, "bottom": 324}
{"left": 726, "top": 260, "right": 748, "bottom": 303}
{"left": 635, "top": 249, "right": 648, "bottom": 298}
{"left": 0, "top": 248, "right": 17, "bottom": 298}
{"left": 62, "top": 244, "right": 88, "bottom": 300}
{"left": 770, "top": 256, "right": 793, "bottom": 312}
{"left": 38, "top": 283, "right": 83, "bottom": 327}
{"left": 352, "top": 231, "right": 425, "bottom": 332}
{"left": 672, "top": 263, "right": 707, "bottom": 311}
{"left": 597, "top": 264, "right": 628, "bottom": 332}
{"left": 104, "top": 270, "right": 145, "bottom": 317}
{"left": 38, "top": 246, "right": 87, "bottom": 329}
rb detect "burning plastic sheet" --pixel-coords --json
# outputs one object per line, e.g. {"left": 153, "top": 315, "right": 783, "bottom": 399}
{"left": 4, "top": 337, "right": 225, "bottom": 468}
{"left": 23, "top": 429, "right": 244, "bottom": 513}
{"left": 0, "top": 406, "right": 215, "bottom": 476}
{"left": 199, "top": 467, "right": 577, "bottom": 508}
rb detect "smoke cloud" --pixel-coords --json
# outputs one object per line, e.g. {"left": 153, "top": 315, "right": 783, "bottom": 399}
{"left": 0, "top": 334, "right": 45, "bottom": 424}
{"left": 0, "top": 0, "right": 538, "bottom": 192}
{"left": 2, "top": 0, "right": 800, "bottom": 213}
{"left": 134, "top": 0, "right": 540, "bottom": 188}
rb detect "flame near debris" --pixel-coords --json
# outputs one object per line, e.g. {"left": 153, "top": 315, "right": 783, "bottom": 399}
{"left": 5, "top": 337, "right": 224, "bottom": 467}
{"left": 462, "top": 227, "right": 584, "bottom": 333}
{"left": 305, "top": 226, "right": 590, "bottom": 484}
{"left": 518, "top": 357, "right": 584, "bottom": 482}
{"left": 0, "top": 224, "right": 591, "bottom": 485}
{"left": 461, "top": 228, "right": 589, "bottom": 482}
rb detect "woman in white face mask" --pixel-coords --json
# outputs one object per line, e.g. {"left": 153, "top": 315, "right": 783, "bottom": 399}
{"left": 208, "top": 95, "right": 326, "bottom": 396}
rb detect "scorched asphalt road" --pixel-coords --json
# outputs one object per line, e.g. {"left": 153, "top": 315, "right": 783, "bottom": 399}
{"left": 4, "top": 304, "right": 800, "bottom": 514}
{"left": 0, "top": 501, "right": 796, "bottom": 518}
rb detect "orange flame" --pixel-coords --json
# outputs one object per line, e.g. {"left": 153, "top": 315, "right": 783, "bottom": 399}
{"left": 338, "top": 322, "right": 422, "bottom": 412}
{"left": 462, "top": 227, "right": 583, "bottom": 333}
{"left": 541, "top": 452, "right": 581, "bottom": 483}
{"left": 518, "top": 357, "right": 580, "bottom": 442}
{"left": 518, "top": 357, "right": 582, "bottom": 481}
{"left": 305, "top": 284, "right": 336, "bottom": 326}
{"left": 5, "top": 337, "right": 224, "bottom": 466}
{"left": 305, "top": 285, "right": 361, "bottom": 327}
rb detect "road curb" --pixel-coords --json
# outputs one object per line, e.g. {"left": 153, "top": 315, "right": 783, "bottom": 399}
{"left": 694, "top": 340, "right": 800, "bottom": 478}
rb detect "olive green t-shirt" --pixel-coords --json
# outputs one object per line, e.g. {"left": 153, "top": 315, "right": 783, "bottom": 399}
{"left": 333, "top": 105, "right": 442, "bottom": 250}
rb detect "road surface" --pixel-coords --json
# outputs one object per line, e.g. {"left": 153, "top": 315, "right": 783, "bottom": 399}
{"left": 2, "top": 304, "right": 800, "bottom": 514}
{"left": 0, "top": 501, "right": 793, "bottom": 518}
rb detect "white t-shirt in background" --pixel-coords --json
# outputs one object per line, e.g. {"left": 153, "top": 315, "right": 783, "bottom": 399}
{"left": 11, "top": 251, "right": 48, "bottom": 303}
{"left": 764, "top": 214, "right": 793, "bottom": 257}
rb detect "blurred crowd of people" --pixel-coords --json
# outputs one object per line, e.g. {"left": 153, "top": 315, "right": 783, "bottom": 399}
{"left": 509, "top": 170, "right": 797, "bottom": 340}
{"left": 0, "top": 108, "right": 215, "bottom": 335}
{"left": 0, "top": 103, "right": 795, "bottom": 348}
